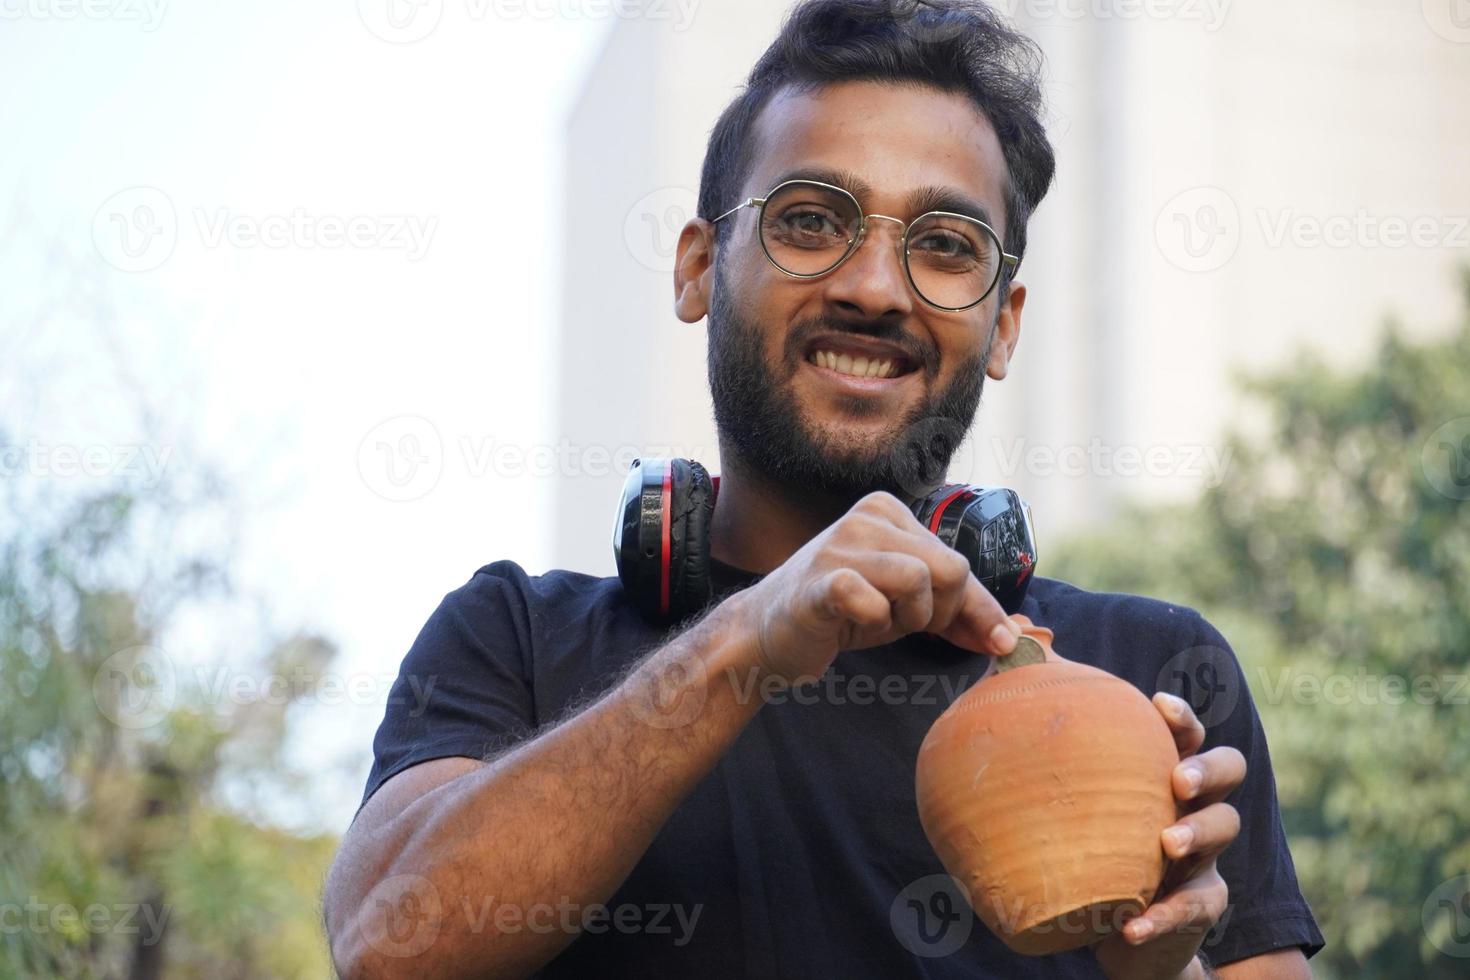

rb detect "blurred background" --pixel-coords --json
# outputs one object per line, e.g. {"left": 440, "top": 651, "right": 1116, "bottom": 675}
{"left": 1, "top": 0, "right": 1467, "bottom": 976}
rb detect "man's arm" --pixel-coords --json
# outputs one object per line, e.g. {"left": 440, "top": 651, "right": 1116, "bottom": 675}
{"left": 324, "top": 492, "right": 1016, "bottom": 980}
{"left": 1214, "top": 947, "right": 1312, "bottom": 978}
{"left": 324, "top": 598, "right": 767, "bottom": 980}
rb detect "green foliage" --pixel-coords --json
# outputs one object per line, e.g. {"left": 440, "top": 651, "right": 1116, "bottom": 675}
{"left": 0, "top": 469, "right": 339, "bottom": 978}
{"left": 1050, "top": 273, "right": 1470, "bottom": 979}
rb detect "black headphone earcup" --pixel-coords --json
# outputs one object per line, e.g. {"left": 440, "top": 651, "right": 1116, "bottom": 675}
{"left": 668, "top": 458, "right": 714, "bottom": 621}
{"left": 673, "top": 458, "right": 714, "bottom": 614}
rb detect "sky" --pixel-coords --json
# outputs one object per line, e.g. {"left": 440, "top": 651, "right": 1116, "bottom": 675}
{"left": 1, "top": 1, "right": 611, "bottom": 833}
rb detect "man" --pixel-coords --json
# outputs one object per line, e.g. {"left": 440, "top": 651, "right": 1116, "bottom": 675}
{"left": 324, "top": 1, "right": 1325, "bottom": 977}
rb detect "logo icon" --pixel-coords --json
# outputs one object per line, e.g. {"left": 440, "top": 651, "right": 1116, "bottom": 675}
{"left": 888, "top": 0, "right": 970, "bottom": 44}
{"left": 358, "top": 415, "right": 444, "bottom": 502}
{"left": 1424, "top": 874, "right": 1470, "bottom": 957}
{"left": 93, "top": 645, "right": 177, "bottom": 730}
{"left": 93, "top": 186, "right": 177, "bottom": 272}
{"left": 1154, "top": 187, "right": 1240, "bottom": 272}
{"left": 1423, "top": 0, "right": 1470, "bottom": 43}
{"left": 890, "top": 874, "right": 974, "bottom": 957}
{"left": 626, "top": 655, "right": 708, "bottom": 730}
{"left": 1156, "top": 644, "right": 1239, "bottom": 728}
{"left": 361, "top": 874, "right": 443, "bottom": 958}
{"left": 358, "top": 0, "right": 444, "bottom": 43}
{"left": 1422, "top": 417, "right": 1470, "bottom": 501}
{"left": 888, "top": 415, "right": 977, "bottom": 500}
{"left": 624, "top": 187, "right": 697, "bottom": 273}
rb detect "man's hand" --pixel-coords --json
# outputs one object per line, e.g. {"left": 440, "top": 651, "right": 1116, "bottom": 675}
{"left": 1092, "top": 691, "right": 1246, "bottom": 980}
{"left": 726, "top": 491, "right": 1021, "bottom": 686}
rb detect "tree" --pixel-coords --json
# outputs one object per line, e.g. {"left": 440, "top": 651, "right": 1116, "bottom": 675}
{"left": 1049, "top": 272, "right": 1470, "bottom": 978}
{"left": 0, "top": 462, "right": 340, "bottom": 979}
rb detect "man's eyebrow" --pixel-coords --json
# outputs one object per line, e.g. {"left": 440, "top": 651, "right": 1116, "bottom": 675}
{"left": 763, "top": 166, "right": 998, "bottom": 228}
{"left": 905, "top": 186, "right": 998, "bottom": 230}
{"left": 766, "top": 166, "right": 875, "bottom": 201}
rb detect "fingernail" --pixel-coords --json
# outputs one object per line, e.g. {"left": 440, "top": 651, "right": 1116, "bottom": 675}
{"left": 1163, "top": 693, "right": 1188, "bottom": 718}
{"left": 1182, "top": 764, "right": 1204, "bottom": 796}
{"left": 989, "top": 622, "right": 1018, "bottom": 655}
{"left": 1165, "top": 824, "right": 1194, "bottom": 854}
{"left": 1128, "top": 917, "right": 1154, "bottom": 943}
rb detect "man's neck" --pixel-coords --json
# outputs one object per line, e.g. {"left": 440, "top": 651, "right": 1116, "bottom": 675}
{"left": 706, "top": 454, "right": 856, "bottom": 574}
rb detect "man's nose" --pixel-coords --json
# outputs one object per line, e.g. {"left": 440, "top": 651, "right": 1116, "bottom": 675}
{"left": 821, "top": 214, "right": 914, "bottom": 319}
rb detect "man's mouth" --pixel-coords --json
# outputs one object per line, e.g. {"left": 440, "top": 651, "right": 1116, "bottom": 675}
{"left": 802, "top": 335, "right": 921, "bottom": 383}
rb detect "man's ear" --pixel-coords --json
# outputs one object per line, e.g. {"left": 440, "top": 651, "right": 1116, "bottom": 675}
{"left": 674, "top": 219, "right": 718, "bottom": 323}
{"left": 986, "top": 280, "right": 1026, "bottom": 381}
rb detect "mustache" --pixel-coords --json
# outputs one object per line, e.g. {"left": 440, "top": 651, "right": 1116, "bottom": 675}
{"left": 782, "top": 315, "right": 939, "bottom": 378}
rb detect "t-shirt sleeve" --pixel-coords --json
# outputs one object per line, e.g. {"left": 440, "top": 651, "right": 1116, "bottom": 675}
{"left": 1167, "top": 610, "right": 1327, "bottom": 966}
{"left": 356, "top": 560, "right": 538, "bottom": 815}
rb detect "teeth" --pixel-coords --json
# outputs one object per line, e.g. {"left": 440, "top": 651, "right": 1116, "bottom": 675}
{"left": 810, "top": 349, "right": 901, "bottom": 379}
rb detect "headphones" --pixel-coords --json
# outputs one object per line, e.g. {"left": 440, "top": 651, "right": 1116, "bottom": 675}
{"left": 612, "top": 457, "right": 1038, "bottom": 625}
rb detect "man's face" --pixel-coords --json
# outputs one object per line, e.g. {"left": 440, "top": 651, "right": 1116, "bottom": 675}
{"left": 682, "top": 79, "right": 1025, "bottom": 504}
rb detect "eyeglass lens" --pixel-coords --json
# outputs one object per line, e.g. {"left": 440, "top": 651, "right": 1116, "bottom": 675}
{"left": 757, "top": 181, "right": 1001, "bottom": 309}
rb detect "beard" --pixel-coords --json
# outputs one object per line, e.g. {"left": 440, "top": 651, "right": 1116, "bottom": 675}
{"left": 706, "top": 261, "right": 993, "bottom": 508}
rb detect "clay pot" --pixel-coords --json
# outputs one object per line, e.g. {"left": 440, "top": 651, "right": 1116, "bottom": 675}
{"left": 915, "top": 615, "right": 1179, "bottom": 956}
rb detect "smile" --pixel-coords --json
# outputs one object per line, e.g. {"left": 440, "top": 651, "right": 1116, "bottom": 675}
{"left": 801, "top": 335, "right": 922, "bottom": 391}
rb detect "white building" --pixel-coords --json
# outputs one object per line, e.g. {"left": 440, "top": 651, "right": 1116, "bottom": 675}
{"left": 554, "top": 0, "right": 1470, "bottom": 575}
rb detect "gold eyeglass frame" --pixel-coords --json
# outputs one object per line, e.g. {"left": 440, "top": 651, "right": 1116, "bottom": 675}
{"left": 711, "top": 178, "right": 1020, "bottom": 313}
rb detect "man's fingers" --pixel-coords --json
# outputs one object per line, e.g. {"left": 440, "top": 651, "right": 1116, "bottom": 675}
{"left": 854, "top": 489, "right": 927, "bottom": 530}
{"left": 918, "top": 546, "right": 973, "bottom": 635}
{"left": 1153, "top": 691, "right": 1207, "bottom": 758}
{"left": 1162, "top": 801, "right": 1242, "bottom": 865}
{"left": 813, "top": 567, "right": 891, "bottom": 637}
{"left": 1173, "top": 746, "right": 1247, "bottom": 807}
{"left": 1122, "top": 862, "right": 1228, "bottom": 946}
{"left": 857, "top": 551, "right": 935, "bottom": 636}
{"left": 827, "top": 492, "right": 1018, "bottom": 655}
{"left": 937, "top": 574, "right": 1018, "bottom": 656}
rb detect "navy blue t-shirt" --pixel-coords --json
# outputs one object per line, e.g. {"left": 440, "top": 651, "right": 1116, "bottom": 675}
{"left": 360, "top": 557, "right": 1324, "bottom": 977}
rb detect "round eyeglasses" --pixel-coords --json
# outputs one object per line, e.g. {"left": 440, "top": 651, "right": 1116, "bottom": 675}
{"left": 711, "top": 179, "right": 1018, "bottom": 312}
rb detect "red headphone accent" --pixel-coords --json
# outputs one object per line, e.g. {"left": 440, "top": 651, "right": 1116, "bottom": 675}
{"left": 926, "top": 485, "right": 972, "bottom": 534}
{"left": 659, "top": 465, "right": 673, "bottom": 616}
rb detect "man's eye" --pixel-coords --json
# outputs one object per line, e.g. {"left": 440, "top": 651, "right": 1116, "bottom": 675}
{"left": 913, "top": 231, "right": 977, "bottom": 258}
{"left": 776, "top": 209, "right": 844, "bottom": 239}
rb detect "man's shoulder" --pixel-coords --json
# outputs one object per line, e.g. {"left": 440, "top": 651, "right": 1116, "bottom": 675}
{"left": 1023, "top": 575, "right": 1236, "bottom": 685}
{"left": 459, "top": 558, "right": 619, "bottom": 598}
{"left": 1027, "top": 574, "right": 1221, "bottom": 641}
{"left": 445, "top": 558, "right": 638, "bottom": 631}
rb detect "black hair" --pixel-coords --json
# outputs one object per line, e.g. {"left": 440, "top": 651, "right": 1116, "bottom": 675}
{"left": 697, "top": 0, "right": 1056, "bottom": 276}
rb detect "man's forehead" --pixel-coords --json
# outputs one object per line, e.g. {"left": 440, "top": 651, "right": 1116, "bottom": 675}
{"left": 745, "top": 80, "right": 1009, "bottom": 230}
